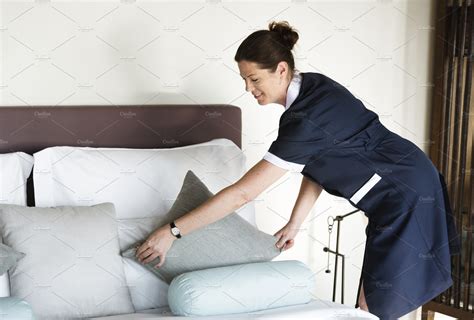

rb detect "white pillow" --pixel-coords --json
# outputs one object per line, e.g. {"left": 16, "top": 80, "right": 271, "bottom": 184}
{"left": 0, "top": 203, "right": 135, "bottom": 319}
{"left": 0, "top": 152, "right": 34, "bottom": 298}
{"left": 33, "top": 138, "right": 256, "bottom": 310}
{"left": 0, "top": 152, "right": 33, "bottom": 206}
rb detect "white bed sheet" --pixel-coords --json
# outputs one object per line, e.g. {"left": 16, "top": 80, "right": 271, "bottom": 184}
{"left": 89, "top": 299, "right": 378, "bottom": 320}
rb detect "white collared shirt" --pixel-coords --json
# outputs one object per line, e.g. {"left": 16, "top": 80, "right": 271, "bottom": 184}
{"left": 263, "top": 71, "right": 305, "bottom": 172}
{"left": 284, "top": 71, "right": 302, "bottom": 110}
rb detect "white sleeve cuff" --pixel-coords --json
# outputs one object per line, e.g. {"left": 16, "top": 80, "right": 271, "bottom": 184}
{"left": 263, "top": 152, "right": 305, "bottom": 173}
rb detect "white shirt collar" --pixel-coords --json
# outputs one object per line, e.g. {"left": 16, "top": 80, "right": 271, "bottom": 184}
{"left": 284, "top": 71, "right": 302, "bottom": 110}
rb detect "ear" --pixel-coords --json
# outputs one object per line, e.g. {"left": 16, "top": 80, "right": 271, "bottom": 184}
{"left": 276, "top": 61, "right": 289, "bottom": 78}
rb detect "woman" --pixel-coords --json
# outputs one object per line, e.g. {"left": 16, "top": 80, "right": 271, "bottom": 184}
{"left": 136, "top": 21, "right": 460, "bottom": 320}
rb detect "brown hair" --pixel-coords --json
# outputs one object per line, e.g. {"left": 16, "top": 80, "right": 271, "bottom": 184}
{"left": 234, "top": 21, "right": 299, "bottom": 74}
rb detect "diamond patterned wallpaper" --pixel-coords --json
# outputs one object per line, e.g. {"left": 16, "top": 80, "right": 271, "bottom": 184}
{"left": 0, "top": 1, "right": 436, "bottom": 318}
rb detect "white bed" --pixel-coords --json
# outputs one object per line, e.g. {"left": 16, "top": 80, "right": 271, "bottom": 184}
{"left": 91, "top": 299, "right": 378, "bottom": 320}
{"left": 0, "top": 105, "right": 378, "bottom": 320}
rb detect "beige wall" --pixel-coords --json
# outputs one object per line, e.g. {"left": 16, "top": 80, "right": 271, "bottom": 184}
{"left": 1, "top": 1, "right": 438, "bottom": 319}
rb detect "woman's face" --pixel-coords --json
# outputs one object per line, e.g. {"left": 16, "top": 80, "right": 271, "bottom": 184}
{"left": 237, "top": 60, "right": 289, "bottom": 106}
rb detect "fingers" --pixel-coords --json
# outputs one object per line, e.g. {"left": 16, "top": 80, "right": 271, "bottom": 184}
{"left": 276, "top": 237, "right": 286, "bottom": 249}
{"left": 283, "top": 239, "right": 294, "bottom": 250}
{"left": 135, "top": 245, "right": 145, "bottom": 257}
{"left": 136, "top": 247, "right": 161, "bottom": 265}
{"left": 273, "top": 229, "right": 283, "bottom": 238}
{"left": 136, "top": 246, "right": 152, "bottom": 262}
{"left": 142, "top": 252, "right": 160, "bottom": 264}
{"left": 278, "top": 239, "right": 295, "bottom": 251}
{"left": 135, "top": 241, "right": 151, "bottom": 257}
{"left": 275, "top": 229, "right": 286, "bottom": 248}
{"left": 155, "top": 255, "right": 166, "bottom": 268}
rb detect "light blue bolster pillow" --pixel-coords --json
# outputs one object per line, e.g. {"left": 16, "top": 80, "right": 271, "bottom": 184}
{"left": 168, "top": 260, "right": 315, "bottom": 316}
{"left": 0, "top": 297, "right": 35, "bottom": 319}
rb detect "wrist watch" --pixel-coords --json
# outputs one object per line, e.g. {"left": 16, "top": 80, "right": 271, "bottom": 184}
{"left": 170, "top": 221, "right": 181, "bottom": 239}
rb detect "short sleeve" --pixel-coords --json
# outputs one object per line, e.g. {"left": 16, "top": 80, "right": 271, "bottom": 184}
{"left": 263, "top": 114, "right": 324, "bottom": 173}
{"left": 263, "top": 151, "right": 305, "bottom": 172}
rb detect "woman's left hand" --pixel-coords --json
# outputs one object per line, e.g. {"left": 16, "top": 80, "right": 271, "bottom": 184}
{"left": 273, "top": 221, "right": 300, "bottom": 251}
{"left": 135, "top": 225, "right": 176, "bottom": 268}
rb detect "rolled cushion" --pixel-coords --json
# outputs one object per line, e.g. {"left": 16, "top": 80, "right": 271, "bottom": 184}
{"left": 168, "top": 260, "right": 315, "bottom": 316}
{"left": 0, "top": 297, "right": 35, "bottom": 319}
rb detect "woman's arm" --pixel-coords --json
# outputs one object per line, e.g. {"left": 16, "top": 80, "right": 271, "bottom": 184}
{"left": 136, "top": 159, "right": 288, "bottom": 265}
{"left": 274, "top": 176, "right": 323, "bottom": 250}
{"left": 174, "top": 159, "right": 288, "bottom": 236}
{"left": 290, "top": 176, "right": 323, "bottom": 226}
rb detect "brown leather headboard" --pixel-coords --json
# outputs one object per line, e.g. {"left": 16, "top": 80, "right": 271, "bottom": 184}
{"left": 0, "top": 104, "right": 242, "bottom": 205}
{"left": 0, "top": 105, "right": 241, "bottom": 154}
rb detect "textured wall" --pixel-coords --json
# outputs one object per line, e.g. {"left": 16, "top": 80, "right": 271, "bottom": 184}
{"left": 0, "top": 1, "right": 437, "bottom": 318}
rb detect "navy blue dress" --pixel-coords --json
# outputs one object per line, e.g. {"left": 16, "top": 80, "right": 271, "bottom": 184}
{"left": 267, "top": 72, "right": 461, "bottom": 320}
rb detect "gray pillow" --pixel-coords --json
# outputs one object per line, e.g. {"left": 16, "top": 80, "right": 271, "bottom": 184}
{"left": 122, "top": 170, "right": 281, "bottom": 284}
{"left": 0, "top": 243, "right": 25, "bottom": 276}
{"left": 0, "top": 203, "right": 135, "bottom": 319}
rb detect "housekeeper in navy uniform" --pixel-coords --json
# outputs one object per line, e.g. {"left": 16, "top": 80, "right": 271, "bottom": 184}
{"left": 136, "top": 21, "right": 461, "bottom": 320}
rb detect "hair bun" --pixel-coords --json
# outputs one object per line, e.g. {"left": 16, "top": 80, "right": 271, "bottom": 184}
{"left": 268, "top": 21, "right": 299, "bottom": 50}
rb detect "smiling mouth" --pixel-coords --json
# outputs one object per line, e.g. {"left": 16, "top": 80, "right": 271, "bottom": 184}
{"left": 254, "top": 94, "right": 262, "bottom": 99}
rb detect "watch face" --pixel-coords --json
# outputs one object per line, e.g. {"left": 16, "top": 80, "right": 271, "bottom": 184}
{"left": 171, "top": 227, "right": 179, "bottom": 236}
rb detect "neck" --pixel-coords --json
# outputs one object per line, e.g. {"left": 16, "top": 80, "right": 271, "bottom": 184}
{"left": 278, "top": 74, "right": 293, "bottom": 106}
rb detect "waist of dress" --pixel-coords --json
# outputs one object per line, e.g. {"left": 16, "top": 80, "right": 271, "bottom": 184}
{"left": 328, "top": 120, "right": 391, "bottom": 151}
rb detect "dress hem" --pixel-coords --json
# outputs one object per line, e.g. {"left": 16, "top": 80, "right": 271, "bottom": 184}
{"left": 379, "top": 278, "right": 453, "bottom": 320}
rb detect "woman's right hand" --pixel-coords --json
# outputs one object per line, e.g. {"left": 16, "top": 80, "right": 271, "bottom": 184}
{"left": 273, "top": 221, "right": 301, "bottom": 251}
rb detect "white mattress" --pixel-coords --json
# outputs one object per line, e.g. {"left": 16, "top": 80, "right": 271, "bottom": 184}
{"left": 89, "top": 299, "right": 379, "bottom": 320}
